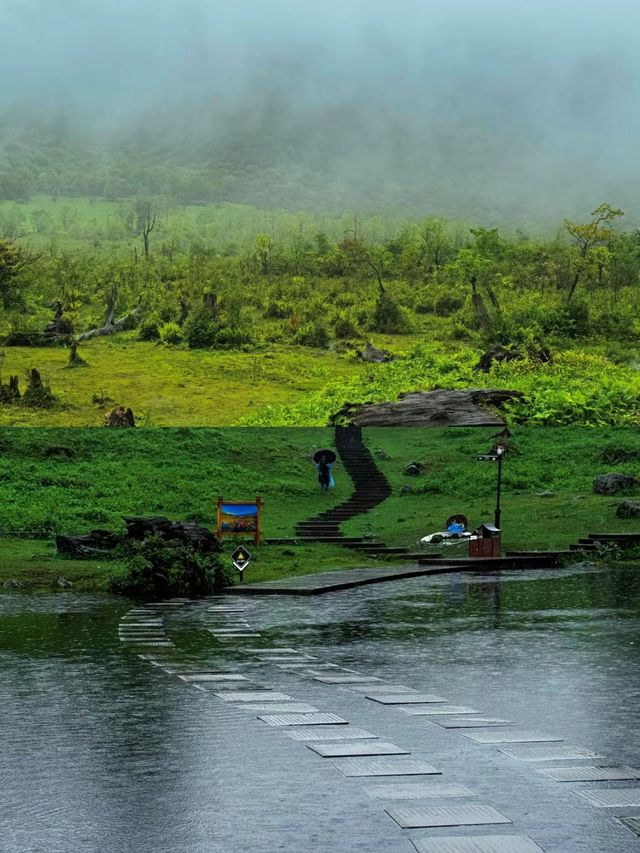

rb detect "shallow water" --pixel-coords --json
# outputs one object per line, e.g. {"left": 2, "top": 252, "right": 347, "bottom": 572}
{"left": 1, "top": 564, "right": 639, "bottom": 852}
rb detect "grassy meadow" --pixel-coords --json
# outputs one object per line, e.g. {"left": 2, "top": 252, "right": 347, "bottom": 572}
{"left": 2, "top": 197, "right": 640, "bottom": 427}
{"left": 1, "top": 426, "right": 639, "bottom": 590}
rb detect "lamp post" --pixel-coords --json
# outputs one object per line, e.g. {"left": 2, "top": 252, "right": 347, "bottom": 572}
{"left": 477, "top": 441, "right": 507, "bottom": 530}
{"left": 494, "top": 443, "right": 506, "bottom": 529}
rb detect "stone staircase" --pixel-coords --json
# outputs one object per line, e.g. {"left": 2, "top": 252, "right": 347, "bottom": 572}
{"left": 291, "top": 425, "right": 392, "bottom": 548}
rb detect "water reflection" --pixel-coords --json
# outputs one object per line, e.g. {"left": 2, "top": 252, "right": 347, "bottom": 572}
{"left": 0, "top": 565, "right": 639, "bottom": 851}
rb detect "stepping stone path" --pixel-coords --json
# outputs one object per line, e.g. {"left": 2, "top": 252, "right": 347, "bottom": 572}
{"left": 331, "top": 758, "right": 441, "bottom": 777}
{"left": 259, "top": 712, "right": 348, "bottom": 726}
{"left": 128, "top": 595, "right": 628, "bottom": 852}
{"left": 385, "top": 804, "right": 511, "bottom": 829}
{"left": 499, "top": 744, "right": 604, "bottom": 762}
{"left": 575, "top": 788, "right": 640, "bottom": 808}
{"left": 462, "top": 730, "right": 563, "bottom": 744}
{"left": 286, "top": 727, "right": 378, "bottom": 741}
{"left": 540, "top": 765, "right": 640, "bottom": 782}
{"left": 214, "top": 691, "right": 293, "bottom": 702}
{"left": 402, "top": 705, "right": 481, "bottom": 716}
{"left": 306, "top": 741, "right": 410, "bottom": 758}
{"left": 364, "top": 783, "right": 476, "bottom": 800}
{"left": 438, "top": 718, "right": 512, "bottom": 728}
{"left": 619, "top": 817, "right": 640, "bottom": 837}
{"left": 241, "top": 703, "right": 320, "bottom": 713}
{"left": 410, "top": 836, "right": 544, "bottom": 852}
{"left": 314, "top": 674, "right": 382, "bottom": 684}
{"left": 368, "top": 693, "right": 448, "bottom": 704}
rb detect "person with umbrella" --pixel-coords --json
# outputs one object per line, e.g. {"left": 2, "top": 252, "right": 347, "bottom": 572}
{"left": 314, "top": 449, "right": 336, "bottom": 491}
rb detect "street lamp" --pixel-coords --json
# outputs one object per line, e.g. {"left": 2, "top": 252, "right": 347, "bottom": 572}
{"left": 477, "top": 441, "right": 507, "bottom": 530}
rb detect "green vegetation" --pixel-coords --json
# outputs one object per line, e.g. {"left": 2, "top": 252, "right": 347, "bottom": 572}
{"left": 1, "top": 198, "right": 640, "bottom": 426}
{"left": 1, "top": 426, "right": 639, "bottom": 591}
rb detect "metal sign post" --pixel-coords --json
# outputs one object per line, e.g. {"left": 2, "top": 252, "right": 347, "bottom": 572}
{"left": 231, "top": 547, "right": 251, "bottom": 583}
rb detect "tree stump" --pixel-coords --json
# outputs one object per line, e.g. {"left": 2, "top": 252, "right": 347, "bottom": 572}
{"left": 104, "top": 406, "right": 135, "bottom": 427}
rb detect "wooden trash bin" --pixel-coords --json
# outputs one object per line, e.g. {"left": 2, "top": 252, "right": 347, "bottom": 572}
{"left": 469, "top": 523, "right": 501, "bottom": 558}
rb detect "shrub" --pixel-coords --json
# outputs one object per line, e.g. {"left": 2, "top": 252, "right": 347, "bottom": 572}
{"left": 138, "top": 318, "right": 160, "bottom": 341}
{"left": 183, "top": 308, "right": 218, "bottom": 348}
{"left": 111, "top": 534, "right": 229, "bottom": 598}
{"left": 370, "top": 292, "right": 410, "bottom": 334}
{"left": 214, "top": 326, "right": 254, "bottom": 349}
{"left": 294, "top": 320, "right": 331, "bottom": 348}
{"left": 158, "top": 321, "right": 184, "bottom": 345}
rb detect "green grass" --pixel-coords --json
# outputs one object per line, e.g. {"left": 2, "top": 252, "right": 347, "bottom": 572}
{"left": 1, "top": 426, "right": 640, "bottom": 591}
{"left": 342, "top": 427, "right": 640, "bottom": 552}
{"left": 0, "top": 538, "right": 127, "bottom": 592}
{"left": 0, "top": 339, "right": 366, "bottom": 426}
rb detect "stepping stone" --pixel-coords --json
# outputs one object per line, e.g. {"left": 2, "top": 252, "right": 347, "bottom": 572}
{"left": 618, "top": 817, "right": 640, "bottom": 837}
{"left": 438, "top": 719, "right": 512, "bottom": 729}
{"left": 242, "top": 703, "right": 320, "bottom": 713}
{"left": 410, "top": 835, "right": 544, "bottom": 852}
{"left": 540, "top": 765, "right": 640, "bottom": 782}
{"left": 214, "top": 691, "right": 293, "bottom": 702}
{"left": 402, "top": 706, "right": 481, "bottom": 716}
{"left": 305, "top": 666, "right": 357, "bottom": 674}
{"left": 178, "top": 674, "right": 249, "bottom": 682}
{"left": 463, "top": 731, "right": 563, "bottom": 744}
{"left": 332, "top": 758, "right": 441, "bottom": 777}
{"left": 240, "top": 647, "right": 298, "bottom": 654}
{"left": 365, "top": 783, "right": 475, "bottom": 800}
{"left": 314, "top": 674, "right": 382, "bottom": 684}
{"left": 575, "top": 788, "right": 640, "bottom": 808}
{"left": 213, "top": 634, "right": 261, "bottom": 640}
{"left": 307, "top": 741, "right": 410, "bottom": 758}
{"left": 287, "top": 727, "right": 378, "bottom": 741}
{"left": 259, "top": 656, "right": 317, "bottom": 663}
{"left": 259, "top": 712, "right": 348, "bottom": 726}
{"left": 211, "top": 627, "right": 255, "bottom": 633}
{"left": 368, "top": 694, "right": 448, "bottom": 705}
{"left": 499, "top": 745, "right": 603, "bottom": 762}
{"left": 386, "top": 804, "right": 511, "bottom": 829}
{"left": 345, "top": 684, "right": 417, "bottom": 694}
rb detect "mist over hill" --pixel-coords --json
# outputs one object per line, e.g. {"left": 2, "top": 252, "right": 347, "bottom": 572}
{"left": 2, "top": 0, "right": 640, "bottom": 224}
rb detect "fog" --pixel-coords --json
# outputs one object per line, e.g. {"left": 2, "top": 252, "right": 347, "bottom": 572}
{"left": 2, "top": 0, "right": 640, "bottom": 222}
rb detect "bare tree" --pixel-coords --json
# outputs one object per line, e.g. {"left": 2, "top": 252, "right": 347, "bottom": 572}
{"left": 136, "top": 202, "right": 157, "bottom": 259}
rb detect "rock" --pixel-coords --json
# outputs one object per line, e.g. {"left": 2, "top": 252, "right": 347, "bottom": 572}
{"left": 57, "top": 576, "right": 74, "bottom": 588}
{"left": 535, "top": 490, "right": 555, "bottom": 497}
{"left": 616, "top": 500, "right": 640, "bottom": 518}
{"left": 593, "top": 473, "right": 638, "bottom": 495}
{"left": 333, "top": 388, "right": 523, "bottom": 427}
{"left": 356, "top": 342, "right": 394, "bottom": 363}
{"left": 2, "top": 578, "right": 24, "bottom": 589}
{"left": 400, "top": 485, "right": 413, "bottom": 495}
{"left": 475, "top": 344, "right": 552, "bottom": 373}
{"left": 104, "top": 406, "right": 135, "bottom": 427}
{"left": 404, "top": 462, "right": 422, "bottom": 476}
{"left": 123, "top": 516, "right": 221, "bottom": 554}
{"left": 56, "top": 529, "right": 120, "bottom": 559}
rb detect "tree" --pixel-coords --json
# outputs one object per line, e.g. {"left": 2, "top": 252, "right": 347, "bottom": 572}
{"left": 135, "top": 201, "right": 157, "bottom": 259}
{"left": 0, "top": 240, "right": 29, "bottom": 309}
{"left": 564, "top": 203, "right": 624, "bottom": 299}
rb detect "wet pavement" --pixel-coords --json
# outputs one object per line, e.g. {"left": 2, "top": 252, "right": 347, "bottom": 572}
{"left": 1, "top": 562, "right": 639, "bottom": 852}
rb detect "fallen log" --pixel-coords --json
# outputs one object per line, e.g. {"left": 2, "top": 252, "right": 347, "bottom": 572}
{"left": 77, "top": 306, "right": 141, "bottom": 341}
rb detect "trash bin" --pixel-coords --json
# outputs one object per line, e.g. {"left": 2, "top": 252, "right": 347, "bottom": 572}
{"left": 469, "top": 523, "right": 501, "bottom": 558}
